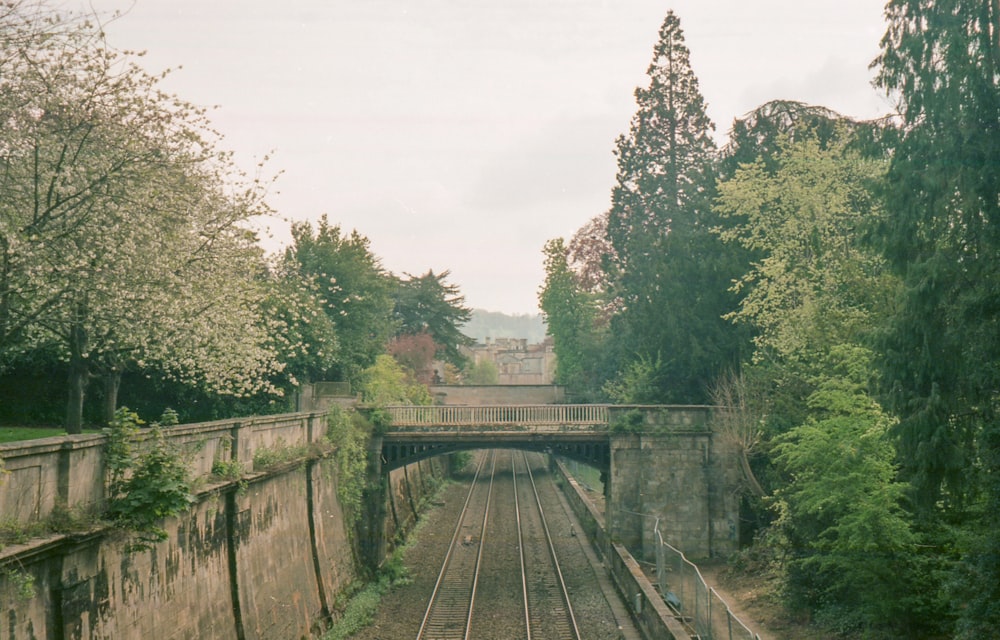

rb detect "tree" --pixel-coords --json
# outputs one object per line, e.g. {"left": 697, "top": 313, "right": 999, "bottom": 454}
{"left": 771, "top": 346, "right": 923, "bottom": 635}
{"left": 718, "top": 100, "right": 864, "bottom": 179}
{"left": 0, "top": 4, "right": 284, "bottom": 430}
{"left": 386, "top": 332, "right": 437, "bottom": 384}
{"left": 358, "top": 354, "right": 431, "bottom": 406}
{"left": 538, "top": 238, "right": 607, "bottom": 398}
{"left": 873, "top": 1, "right": 1000, "bottom": 633}
{"left": 463, "top": 359, "right": 498, "bottom": 385}
{"left": 601, "top": 10, "right": 743, "bottom": 403}
{"left": 715, "top": 130, "right": 893, "bottom": 365}
{"left": 261, "top": 262, "right": 340, "bottom": 390}
{"left": 284, "top": 216, "right": 395, "bottom": 387}
{"left": 392, "top": 269, "right": 472, "bottom": 368}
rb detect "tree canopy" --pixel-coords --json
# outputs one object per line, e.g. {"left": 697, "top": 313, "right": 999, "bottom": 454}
{"left": 539, "top": 4, "right": 1000, "bottom": 635}
{"left": 392, "top": 269, "right": 473, "bottom": 368}
{"left": 0, "top": 3, "right": 284, "bottom": 430}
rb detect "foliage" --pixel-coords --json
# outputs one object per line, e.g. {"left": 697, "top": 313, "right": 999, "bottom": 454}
{"left": 608, "top": 409, "right": 646, "bottom": 434}
{"left": 210, "top": 457, "right": 246, "bottom": 482}
{"left": 358, "top": 354, "right": 431, "bottom": 406}
{"left": 769, "top": 346, "right": 926, "bottom": 635}
{"left": 538, "top": 238, "right": 607, "bottom": 399}
{"left": 387, "top": 332, "right": 438, "bottom": 385}
{"left": 448, "top": 451, "right": 473, "bottom": 473}
{"left": 103, "top": 407, "right": 193, "bottom": 551}
{"left": 0, "top": 567, "right": 36, "bottom": 602}
{"left": 600, "top": 10, "right": 743, "bottom": 404}
{"left": 602, "top": 354, "right": 665, "bottom": 405}
{"left": 0, "top": 500, "right": 101, "bottom": 550}
{"left": 251, "top": 440, "right": 311, "bottom": 471}
{"left": 873, "top": 2, "right": 1000, "bottom": 635}
{"left": 321, "top": 547, "right": 411, "bottom": 640}
{"left": 715, "top": 130, "right": 893, "bottom": 364}
{"left": 392, "top": 270, "right": 473, "bottom": 367}
{"left": 0, "top": 3, "right": 285, "bottom": 431}
{"left": 462, "top": 359, "right": 498, "bottom": 385}
{"left": 284, "top": 215, "right": 396, "bottom": 388}
{"left": 326, "top": 407, "right": 371, "bottom": 529}
{"left": 261, "top": 263, "right": 340, "bottom": 389}
{"left": 322, "top": 580, "right": 384, "bottom": 640}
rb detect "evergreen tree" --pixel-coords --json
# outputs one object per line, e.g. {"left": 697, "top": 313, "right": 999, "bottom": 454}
{"left": 873, "top": 1, "right": 1000, "bottom": 634}
{"left": 602, "top": 10, "right": 742, "bottom": 403}
{"left": 392, "top": 269, "right": 473, "bottom": 368}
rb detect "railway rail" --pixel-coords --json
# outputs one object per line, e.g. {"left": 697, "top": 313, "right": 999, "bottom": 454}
{"left": 416, "top": 450, "right": 582, "bottom": 640}
{"left": 416, "top": 451, "right": 496, "bottom": 640}
{"left": 514, "top": 451, "right": 581, "bottom": 640}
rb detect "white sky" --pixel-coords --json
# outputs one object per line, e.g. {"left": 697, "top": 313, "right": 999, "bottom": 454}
{"left": 78, "top": 0, "right": 892, "bottom": 315}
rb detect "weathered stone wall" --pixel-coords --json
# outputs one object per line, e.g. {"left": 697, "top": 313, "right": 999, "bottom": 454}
{"left": 428, "top": 384, "right": 566, "bottom": 405}
{"left": 0, "top": 414, "right": 449, "bottom": 640}
{"left": 605, "top": 406, "right": 739, "bottom": 561}
{"left": 387, "top": 459, "right": 434, "bottom": 535}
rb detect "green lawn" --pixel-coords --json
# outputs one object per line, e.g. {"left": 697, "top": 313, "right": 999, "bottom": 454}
{"left": 0, "top": 426, "right": 101, "bottom": 444}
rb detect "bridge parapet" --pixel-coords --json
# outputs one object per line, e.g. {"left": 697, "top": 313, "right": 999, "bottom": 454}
{"left": 606, "top": 405, "right": 713, "bottom": 432}
{"left": 383, "top": 404, "right": 609, "bottom": 431}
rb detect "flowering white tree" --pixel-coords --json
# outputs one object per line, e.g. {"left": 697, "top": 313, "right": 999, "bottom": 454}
{"left": 1, "top": 2, "right": 287, "bottom": 430}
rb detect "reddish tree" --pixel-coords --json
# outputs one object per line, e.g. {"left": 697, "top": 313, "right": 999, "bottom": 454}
{"left": 387, "top": 332, "right": 438, "bottom": 385}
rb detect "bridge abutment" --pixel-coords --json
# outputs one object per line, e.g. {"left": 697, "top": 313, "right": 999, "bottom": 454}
{"left": 376, "top": 404, "right": 742, "bottom": 563}
{"left": 360, "top": 435, "right": 387, "bottom": 573}
{"left": 606, "top": 411, "right": 740, "bottom": 561}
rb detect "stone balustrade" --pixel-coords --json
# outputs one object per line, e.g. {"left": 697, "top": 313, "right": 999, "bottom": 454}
{"left": 383, "top": 403, "right": 609, "bottom": 427}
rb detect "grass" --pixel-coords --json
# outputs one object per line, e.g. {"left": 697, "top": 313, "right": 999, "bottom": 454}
{"left": 0, "top": 426, "right": 101, "bottom": 444}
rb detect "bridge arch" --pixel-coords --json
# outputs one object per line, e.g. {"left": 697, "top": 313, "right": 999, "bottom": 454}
{"left": 364, "top": 404, "right": 740, "bottom": 562}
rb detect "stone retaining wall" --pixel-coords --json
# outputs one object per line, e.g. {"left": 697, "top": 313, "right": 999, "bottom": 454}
{"left": 0, "top": 413, "right": 449, "bottom": 640}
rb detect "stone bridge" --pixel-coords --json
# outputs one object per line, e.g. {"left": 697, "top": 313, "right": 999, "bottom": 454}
{"left": 367, "top": 404, "right": 741, "bottom": 561}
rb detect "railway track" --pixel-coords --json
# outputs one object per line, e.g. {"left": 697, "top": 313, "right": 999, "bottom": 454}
{"left": 416, "top": 450, "right": 581, "bottom": 640}
{"left": 514, "top": 451, "right": 581, "bottom": 640}
{"left": 416, "top": 450, "right": 496, "bottom": 640}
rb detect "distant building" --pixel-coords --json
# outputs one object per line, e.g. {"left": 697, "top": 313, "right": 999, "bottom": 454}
{"left": 464, "top": 337, "right": 556, "bottom": 385}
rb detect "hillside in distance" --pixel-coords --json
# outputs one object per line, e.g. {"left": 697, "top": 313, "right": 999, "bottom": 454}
{"left": 462, "top": 309, "right": 547, "bottom": 344}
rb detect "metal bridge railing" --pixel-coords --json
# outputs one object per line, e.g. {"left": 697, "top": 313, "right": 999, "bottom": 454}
{"left": 383, "top": 404, "right": 609, "bottom": 427}
{"left": 654, "top": 520, "right": 760, "bottom": 640}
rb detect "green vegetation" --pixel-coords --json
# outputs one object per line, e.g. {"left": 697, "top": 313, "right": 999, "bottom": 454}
{"left": 463, "top": 359, "right": 499, "bottom": 385}
{"left": 540, "top": 4, "right": 1000, "bottom": 637}
{"left": 251, "top": 440, "right": 312, "bottom": 471}
{"left": 104, "top": 408, "right": 194, "bottom": 551}
{"left": 392, "top": 270, "right": 473, "bottom": 369}
{"left": 0, "top": 567, "right": 36, "bottom": 602}
{"left": 321, "top": 472, "right": 454, "bottom": 640}
{"left": 327, "top": 406, "right": 372, "bottom": 530}
{"left": 321, "top": 548, "right": 411, "bottom": 640}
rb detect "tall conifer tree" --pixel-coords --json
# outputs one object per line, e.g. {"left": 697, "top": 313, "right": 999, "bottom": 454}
{"left": 603, "top": 11, "right": 741, "bottom": 403}
{"left": 874, "top": 1, "right": 1000, "bottom": 634}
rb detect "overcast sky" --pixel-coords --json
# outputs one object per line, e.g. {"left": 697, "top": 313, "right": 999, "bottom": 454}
{"left": 80, "top": 0, "right": 892, "bottom": 315}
